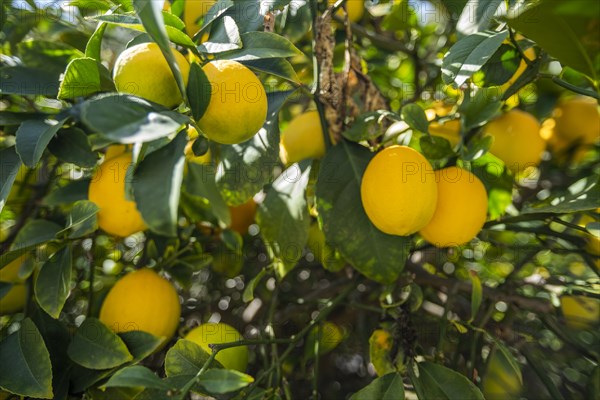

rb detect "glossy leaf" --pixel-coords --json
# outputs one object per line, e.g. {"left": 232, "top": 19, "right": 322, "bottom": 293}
{"left": 10, "top": 219, "right": 61, "bottom": 251}
{"left": 457, "top": 0, "right": 503, "bottom": 36}
{"left": 410, "top": 362, "right": 485, "bottom": 400}
{"left": 15, "top": 118, "right": 68, "bottom": 168}
{"left": 401, "top": 104, "right": 429, "bottom": 133}
{"left": 350, "top": 373, "right": 405, "bottom": 400}
{"left": 0, "top": 146, "right": 21, "bottom": 212}
{"left": 34, "top": 246, "right": 72, "bottom": 319}
{"left": 58, "top": 200, "right": 99, "bottom": 238}
{"left": 164, "top": 339, "right": 214, "bottom": 377}
{"left": 197, "top": 369, "right": 254, "bottom": 394}
{"left": 58, "top": 57, "right": 115, "bottom": 100}
{"left": 102, "top": 366, "right": 170, "bottom": 390}
{"left": 187, "top": 62, "right": 211, "bottom": 121}
{"left": 217, "top": 31, "right": 303, "bottom": 61}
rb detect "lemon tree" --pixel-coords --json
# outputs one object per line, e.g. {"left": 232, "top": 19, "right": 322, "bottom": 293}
{"left": 1, "top": 0, "right": 600, "bottom": 399}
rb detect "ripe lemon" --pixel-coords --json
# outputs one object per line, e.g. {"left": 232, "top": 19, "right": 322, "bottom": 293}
{"left": 184, "top": 0, "right": 216, "bottom": 38}
{"left": 113, "top": 42, "right": 190, "bottom": 108}
{"left": 426, "top": 105, "right": 461, "bottom": 147}
{"left": 552, "top": 96, "right": 600, "bottom": 145}
{"left": 197, "top": 60, "right": 268, "bottom": 145}
{"left": 280, "top": 111, "right": 326, "bottom": 165}
{"left": 482, "top": 110, "right": 546, "bottom": 174}
{"left": 104, "top": 144, "right": 128, "bottom": 160}
{"left": 419, "top": 167, "right": 488, "bottom": 247}
{"left": 99, "top": 268, "right": 181, "bottom": 343}
{"left": 0, "top": 255, "right": 28, "bottom": 315}
{"left": 560, "top": 295, "right": 600, "bottom": 330}
{"left": 88, "top": 153, "right": 147, "bottom": 237}
{"left": 328, "top": 0, "right": 364, "bottom": 23}
{"left": 360, "top": 146, "right": 437, "bottom": 236}
{"left": 229, "top": 199, "right": 257, "bottom": 235}
{"left": 185, "top": 322, "right": 248, "bottom": 371}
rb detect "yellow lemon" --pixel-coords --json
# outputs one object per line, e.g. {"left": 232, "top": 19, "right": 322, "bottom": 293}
{"left": 328, "top": 0, "right": 364, "bottom": 23}
{"left": 229, "top": 199, "right": 257, "bottom": 235}
{"left": 305, "top": 321, "right": 344, "bottom": 356}
{"left": 419, "top": 167, "right": 488, "bottom": 247}
{"left": 185, "top": 322, "right": 249, "bottom": 371}
{"left": 0, "top": 255, "right": 27, "bottom": 283}
{"left": 280, "top": 111, "right": 326, "bottom": 165}
{"left": 104, "top": 144, "right": 128, "bottom": 160}
{"left": 0, "top": 284, "right": 27, "bottom": 315}
{"left": 361, "top": 146, "right": 437, "bottom": 236}
{"left": 184, "top": 0, "right": 216, "bottom": 38}
{"left": 99, "top": 269, "right": 181, "bottom": 343}
{"left": 499, "top": 39, "right": 536, "bottom": 93}
{"left": 113, "top": 42, "right": 190, "bottom": 108}
{"left": 369, "top": 328, "right": 405, "bottom": 376}
{"left": 482, "top": 110, "right": 546, "bottom": 173}
{"left": 197, "top": 60, "right": 268, "bottom": 145}
{"left": 425, "top": 102, "right": 461, "bottom": 146}
{"left": 540, "top": 118, "right": 588, "bottom": 163}
{"left": 552, "top": 96, "right": 600, "bottom": 145}
{"left": 88, "top": 153, "right": 147, "bottom": 237}
{"left": 561, "top": 295, "right": 600, "bottom": 330}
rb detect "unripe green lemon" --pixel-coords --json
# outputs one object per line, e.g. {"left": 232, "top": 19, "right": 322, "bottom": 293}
{"left": 99, "top": 269, "right": 181, "bottom": 344}
{"left": 185, "top": 322, "right": 249, "bottom": 371}
{"left": 360, "top": 146, "right": 437, "bottom": 236}
{"left": 197, "top": 60, "right": 268, "bottom": 144}
{"left": 280, "top": 111, "right": 326, "bottom": 165}
{"left": 113, "top": 42, "right": 190, "bottom": 108}
{"left": 419, "top": 167, "right": 488, "bottom": 247}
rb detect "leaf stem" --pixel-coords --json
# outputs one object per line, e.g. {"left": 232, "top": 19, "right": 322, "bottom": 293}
{"left": 539, "top": 74, "right": 600, "bottom": 100}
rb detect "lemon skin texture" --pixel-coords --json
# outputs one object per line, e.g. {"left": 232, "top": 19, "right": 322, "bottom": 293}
{"left": 483, "top": 110, "right": 546, "bottom": 174}
{"left": 185, "top": 322, "right": 249, "bottom": 371}
{"left": 561, "top": 295, "right": 600, "bottom": 330}
{"left": 360, "top": 146, "right": 437, "bottom": 236}
{"left": 552, "top": 96, "right": 600, "bottom": 145}
{"left": 0, "top": 256, "right": 28, "bottom": 315}
{"left": 184, "top": 0, "right": 216, "bottom": 38}
{"left": 229, "top": 199, "right": 257, "bottom": 235}
{"left": 419, "top": 167, "right": 488, "bottom": 247}
{"left": 88, "top": 153, "right": 147, "bottom": 237}
{"left": 197, "top": 60, "right": 268, "bottom": 145}
{"left": 280, "top": 111, "right": 326, "bottom": 165}
{"left": 113, "top": 42, "right": 190, "bottom": 108}
{"left": 99, "top": 269, "right": 181, "bottom": 343}
{"left": 328, "top": 0, "right": 364, "bottom": 23}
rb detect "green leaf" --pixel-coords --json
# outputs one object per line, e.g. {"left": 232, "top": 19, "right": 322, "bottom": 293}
{"left": 242, "top": 268, "right": 267, "bottom": 303}
{"left": 199, "top": 15, "right": 242, "bottom": 53}
{"left": 442, "top": 30, "right": 508, "bottom": 87}
{"left": 217, "top": 31, "right": 303, "bottom": 61}
{"left": 132, "top": 130, "right": 187, "bottom": 236}
{"left": 411, "top": 362, "right": 485, "bottom": 400}
{"left": 469, "top": 270, "right": 482, "bottom": 323}
{"left": 164, "top": 339, "right": 214, "bottom": 377}
{"left": 474, "top": 44, "right": 520, "bottom": 87}
{"left": 350, "top": 373, "right": 405, "bottom": 400}
{"left": 187, "top": 62, "right": 211, "bottom": 121}
{"left": 119, "top": 331, "right": 163, "bottom": 362}
{"left": 420, "top": 135, "right": 455, "bottom": 159}
{"left": 216, "top": 90, "right": 293, "bottom": 205}
{"left": 67, "top": 318, "right": 133, "bottom": 370}
{"left": 198, "top": 369, "right": 254, "bottom": 394}
{"left": 102, "top": 366, "right": 170, "bottom": 390}
{"left": 193, "top": 0, "right": 236, "bottom": 42}
{"left": 10, "top": 219, "right": 61, "bottom": 251}
{"left": 18, "top": 39, "right": 84, "bottom": 74}
{"left": 483, "top": 341, "right": 523, "bottom": 399}
{"left": 85, "top": 22, "right": 108, "bottom": 61}
{"left": 132, "top": 0, "right": 188, "bottom": 100}
{"left": 458, "top": 87, "right": 502, "bottom": 129}
{"left": 457, "top": 0, "right": 503, "bottom": 36}
{"left": 58, "top": 57, "right": 115, "bottom": 100}
{"left": 59, "top": 200, "right": 99, "bottom": 239}
{"left": 0, "top": 318, "right": 54, "bottom": 399}
{"left": 184, "top": 163, "right": 231, "bottom": 225}
{"left": 15, "top": 118, "right": 68, "bottom": 168}
{"left": 79, "top": 94, "right": 188, "bottom": 144}
{"left": 43, "top": 179, "right": 90, "bottom": 206}
{"left": 48, "top": 127, "right": 99, "bottom": 168}
{"left": 241, "top": 58, "right": 300, "bottom": 84}
{"left": 401, "top": 104, "right": 429, "bottom": 133}
{"left": 34, "top": 246, "right": 72, "bottom": 319}
{"left": 0, "top": 66, "right": 59, "bottom": 96}
{"left": 461, "top": 135, "right": 493, "bottom": 162}
{"left": 316, "top": 141, "right": 410, "bottom": 283}
{"left": 343, "top": 111, "right": 397, "bottom": 142}
{"left": 0, "top": 146, "right": 21, "bottom": 213}
{"left": 507, "top": 0, "right": 599, "bottom": 80}
{"left": 257, "top": 161, "right": 311, "bottom": 278}
{"left": 522, "top": 176, "right": 600, "bottom": 214}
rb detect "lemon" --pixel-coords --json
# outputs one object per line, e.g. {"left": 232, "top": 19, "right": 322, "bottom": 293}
{"left": 89, "top": 153, "right": 147, "bottom": 237}
{"left": 419, "top": 167, "right": 488, "bottom": 247}
{"left": 305, "top": 321, "right": 344, "bottom": 357}
{"left": 0, "top": 255, "right": 27, "bottom": 283}
{"left": 482, "top": 347, "right": 522, "bottom": 400}
{"left": 360, "top": 145, "right": 437, "bottom": 236}
{"left": 425, "top": 102, "right": 461, "bottom": 146}
{"left": 560, "top": 295, "right": 600, "bottom": 330}
{"left": 185, "top": 322, "right": 249, "bottom": 371}
{"left": 197, "top": 60, "right": 268, "bottom": 145}
{"left": 280, "top": 111, "right": 326, "bottom": 165}
{"left": 369, "top": 328, "right": 405, "bottom": 376}
{"left": 113, "top": 42, "right": 190, "bottom": 108}
{"left": 552, "top": 96, "right": 600, "bottom": 145}
{"left": 99, "top": 268, "right": 181, "bottom": 343}
{"left": 482, "top": 110, "right": 546, "bottom": 174}
{"left": 328, "top": 0, "right": 364, "bottom": 23}
{"left": 104, "top": 144, "right": 127, "bottom": 160}
{"left": 229, "top": 199, "right": 257, "bottom": 235}
{"left": 184, "top": 0, "right": 216, "bottom": 38}
{"left": 0, "top": 284, "right": 27, "bottom": 315}
{"left": 499, "top": 39, "right": 536, "bottom": 93}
